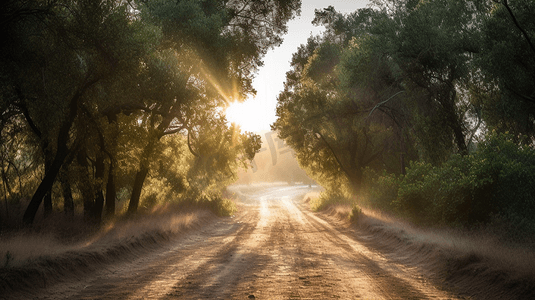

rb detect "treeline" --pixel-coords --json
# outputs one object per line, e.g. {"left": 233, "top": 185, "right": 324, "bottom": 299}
{"left": 273, "top": 0, "right": 535, "bottom": 236}
{"left": 235, "top": 131, "right": 315, "bottom": 185}
{"left": 0, "top": 0, "right": 301, "bottom": 227}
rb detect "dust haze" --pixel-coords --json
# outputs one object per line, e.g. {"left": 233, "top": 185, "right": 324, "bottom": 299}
{"left": 235, "top": 131, "right": 315, "bottom": 186}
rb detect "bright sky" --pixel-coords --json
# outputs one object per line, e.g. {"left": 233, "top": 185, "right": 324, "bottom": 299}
{"left": 226, "top": 0, "right": 370, "bottom": 133}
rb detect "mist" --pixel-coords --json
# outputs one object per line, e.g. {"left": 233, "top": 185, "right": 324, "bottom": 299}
{"left": 234, "top": 131, "right": 315, "bottom": 185}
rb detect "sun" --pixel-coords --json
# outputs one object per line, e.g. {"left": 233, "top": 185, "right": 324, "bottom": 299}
{"left": 225, "top": 99, "right": 274, "bottom": 133}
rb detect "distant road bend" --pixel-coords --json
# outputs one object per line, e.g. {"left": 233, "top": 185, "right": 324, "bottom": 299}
{"left": 36, "top": 184, "right": 461, "bottom": 299}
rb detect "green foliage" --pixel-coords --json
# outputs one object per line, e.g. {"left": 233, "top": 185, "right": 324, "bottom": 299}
{"left": 0, "top": 0, "right": 299, "bottom": 225}
{"left": 273, "top": 8, "right": 407, "bottom": 194}
{"left": 310, "top": 190, "right": 351, "bottom": 212}
{"left": 390, "top": 133, "right": 535, "bottom": 233}
{"left": 477, "top": 0, "right": 535, "bottom": 137}
{"left": 362, "top": 168, "right": 400, "bottom": 211}
{"left": 274, "top": 0, "right": 535, "bottom": 239}
{"left": 187, "top": 119, "right": 261, "bottom": 194}
{"left": 395, "top": 159, "right": 472, "bottom": 225}
{"left": 201, "top": 194, "right": 237, "bottom": 217}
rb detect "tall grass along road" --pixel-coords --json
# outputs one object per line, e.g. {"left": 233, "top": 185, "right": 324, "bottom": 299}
{"left": 4, "top": 184, "right": 533, "bottom": 299}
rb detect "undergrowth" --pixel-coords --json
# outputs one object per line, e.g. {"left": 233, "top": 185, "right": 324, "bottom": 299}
{"left": 310, "top": 133, "right": 535, "bottom": 245}
{"left": 310, "top": 190, "right": 352, "bottom": 211}
{"left": 361, "top": 132, "right": 535, "bottom": 243}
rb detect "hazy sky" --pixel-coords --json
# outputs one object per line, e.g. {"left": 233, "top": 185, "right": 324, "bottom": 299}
{"left": 226, "top": 0, "right": 370, "bottom": 133}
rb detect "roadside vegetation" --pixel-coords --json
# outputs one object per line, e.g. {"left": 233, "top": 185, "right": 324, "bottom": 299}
{"left": 273, "top": 0, "right": 535, "bottom": 243}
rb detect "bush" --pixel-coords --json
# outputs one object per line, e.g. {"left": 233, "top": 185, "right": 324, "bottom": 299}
{"left": 310, "top": 190, "right": 351, "bottom": 211}
{"left": 392, "top": 132, "right": 535, "bottom": 233}
{"left": 182, "top": 190, "right": 237, "bottom": 217}
{"left": 394, "top": 157, "right": 481, "bottom": 225}
{"left": 208, "top": 196, "right": 237, "bottom": 217}
{"left": 362, "top": 168, "right": 400, "bottom": 211}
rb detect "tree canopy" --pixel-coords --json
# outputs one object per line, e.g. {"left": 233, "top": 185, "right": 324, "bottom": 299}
{"left": 0, "top": 0, "right": 300, "bottom": 226}
{"left": 273, "top": 0, "right": 535, "bottom": 231}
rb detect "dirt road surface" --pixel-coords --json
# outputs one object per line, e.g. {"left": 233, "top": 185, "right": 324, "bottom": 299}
{"left": 34, "top": 184, "right": 461, "bottom": 299}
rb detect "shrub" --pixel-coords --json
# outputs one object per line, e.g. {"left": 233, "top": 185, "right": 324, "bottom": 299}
{"left": 475, "top": 133, "right": 535, "bottom": 236}
{"left": 394, "top": 161, "right": 438, "bottom": 224}
{"left": 349, "top": 205, "right": 362, "bottom": 223}
{"left": 362, "top": 168, "right": 400, "bottom": 211}
{"left": 392, "top": 132, "right": 535, "bottom": 234}
{"left": 310, "top": 190, "right": 351, "bottom": 211}
{"left": 209, "top": 197, "right": 237, "bottom": 217}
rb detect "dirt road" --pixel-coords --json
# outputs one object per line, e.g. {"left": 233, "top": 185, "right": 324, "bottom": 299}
{"left": 37, "top": 184, "right": 461, "bottom": 299}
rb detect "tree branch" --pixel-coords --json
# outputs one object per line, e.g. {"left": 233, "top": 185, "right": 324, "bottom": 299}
{"left": 367, "top": 90, "right": 404, "bottom": 118}
{"left": 163, "top": 125, "right": 186, "bottom": 136}
{"left": 14, "top": 89, "right": 42, "bottom": 138}
{"left": 187, "top": 130, "right": 200, "bottom": 157}
{"left": 501, "top": 0, "right": 535, "bottom": 56}
{"left": 315, "top": 131, "right": 353, "bottom": 183}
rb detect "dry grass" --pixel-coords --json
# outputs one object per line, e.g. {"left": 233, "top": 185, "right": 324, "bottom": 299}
{"left": 0, "top": 203, "right": 214, "bottom": 294}
{"left": 307, "top": 193, "right": 535, "bottom": 299}
{"left": 356, "top": 206, "right": 535, "bottom": 277}
{"left": 302, "top": 191, "right": 321, "bottom": 204}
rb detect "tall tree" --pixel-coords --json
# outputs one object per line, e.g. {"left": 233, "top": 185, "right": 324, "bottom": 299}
{"left": 123, "top": 0, "right": 300, "bottom": 213}
{"left": 274, "top": 8, "right": 408, "bottom": 193}
{"left": 377, "top": 0, "right": 482, "bottom": 159}
{"left": 0, "top": 0, "right": 154, "bottom": 224}
{"left": 477, "top": 0, "right": 535, "bottom": 138}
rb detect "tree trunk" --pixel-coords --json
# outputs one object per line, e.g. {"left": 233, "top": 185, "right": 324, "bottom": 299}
{"left": 126, "top": 110, "right": 176, "bottom": 215}
{"left": 90, "top": 153, "right": 105, "bottom": 224}
{"left": 43, "top": 191, "right": 52, "bottom": 218}
{"left": 128, "top": 166, "right": 149, "bottom": 214}
{"left": 105, "top": 163, "right": 116, "bottom": 217}
{"left": 92, "top": 192, "right": 104, "bottom": 224}
{"left": 59, "top": 170, "right": 74, "bottom": 216}
{"left": 23, "top": 149, "right": 68, "bottom": 224}
{"left": 444, "top": 87, "right": 468, "bottom": 155}
{"left": 1, "top": 165, "right": 11, "bottom": 218}
{"left": 105, "top": 117, "right": 118, "bottom": 218}
{"left": 22, "top": 78, "right": 97, "bottom": 225}
{"left": 452, "top": 121, "right": 468, "bottom": 155}
{"left": 43, "top": 152, "right": 54, "bottom": 218}
{"left": 348, "top": 169, "right": 363, "bottom": 195}
{"left": 76, "top": 149, "right": 95, "bottom": 222}
{"left": 400, "top": 133, "right": 406, "bottom": 175}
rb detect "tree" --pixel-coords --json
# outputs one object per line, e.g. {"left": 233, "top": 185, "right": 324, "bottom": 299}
{"left": 0, "top": 0, "right": 162, "bottom": 224}
{"left": 0, "top": 0, "right": 299, "bottom": 224}
{"left": 377, "top": 0, "right": 483, "bottom": 158}
{"left": 122, "top": 0, "right": 300, "bottom": 214}
{"left": 477, "top": 0, "right": 535, "bottom": 138}
{"left": 273, "top": 8, "right": 408, "bottom": 193}
{"left": 187, "top": 117, "right": 261, "bottom": 194}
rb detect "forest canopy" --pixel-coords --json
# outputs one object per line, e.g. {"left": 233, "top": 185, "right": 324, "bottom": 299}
{"left": 0, "top": 0, "right": 300, "bottom": 226}
{"left": 272, "top": 0, "right": 535, "bottom": 236}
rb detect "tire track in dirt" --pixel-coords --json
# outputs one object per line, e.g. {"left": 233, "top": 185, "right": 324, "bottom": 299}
{"left": 295, "top": 200, "right": 459, "bottom": 299}
{"left": 38, "top": 210, "right": 257, "bottom": 299}
{"left": 219, "top": 189, "right": 390, "bottom": 299}
{"left": 164, "top": 202, "right": 270, "bottom": 299}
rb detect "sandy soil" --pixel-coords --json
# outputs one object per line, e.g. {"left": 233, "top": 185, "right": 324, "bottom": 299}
{"left": 4, "top": 184, "right": 470, "bottom": 300}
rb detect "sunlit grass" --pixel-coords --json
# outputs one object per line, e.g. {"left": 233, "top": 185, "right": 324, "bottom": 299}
{"left": 354, "top": 205, "right": 535, "bottom": 278}
{"left": 0, "top": 206, "right": 208, "bottom": 268}
{"left": 305, "top": 190, "right": 535, "bottom": 280}
{"left": 309, "top": 191, "right": 351, "bottom": 211}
